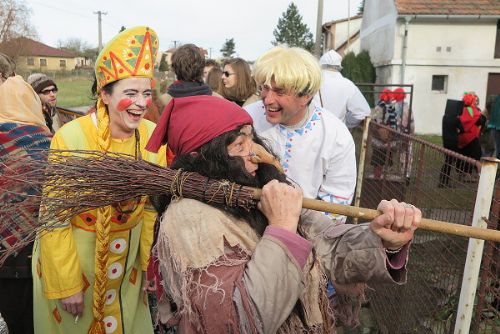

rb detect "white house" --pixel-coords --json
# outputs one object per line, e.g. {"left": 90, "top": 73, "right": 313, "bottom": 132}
{"left": 323, "top": 15, "right": 363, "bottom": 55}
{"left": 360, "top": 0, "right": 500, "bottom": 134}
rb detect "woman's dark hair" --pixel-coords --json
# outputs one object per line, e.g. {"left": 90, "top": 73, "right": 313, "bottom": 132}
{"left": 206, "top": 67, "right": 223, "bottom": 95}
{"left": 91, "top": 75, "right": 118, "bottom": 106}
{"left": 204, "top": 59, "right": 219, "bottom": 69}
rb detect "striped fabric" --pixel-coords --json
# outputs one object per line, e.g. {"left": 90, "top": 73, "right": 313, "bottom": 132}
{"left": 0, "top": 122, "right": 52, "bottom": 268}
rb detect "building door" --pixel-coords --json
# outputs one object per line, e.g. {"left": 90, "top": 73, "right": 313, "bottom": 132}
{"left": 487, "top": 73, "right": 500, "bottom": 98}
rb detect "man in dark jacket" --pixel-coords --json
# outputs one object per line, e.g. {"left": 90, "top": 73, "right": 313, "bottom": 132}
{"left": 439, "top": 99, "right": 464, "bottom": 187}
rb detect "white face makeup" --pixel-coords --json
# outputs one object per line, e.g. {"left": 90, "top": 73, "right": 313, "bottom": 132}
{"left": 101, "top": 77, "right": 152, "bottom": 138}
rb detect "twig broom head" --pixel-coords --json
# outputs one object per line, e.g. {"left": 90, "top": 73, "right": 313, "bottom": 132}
{"left": 0, "top": 149, "right": 257, "bottom": 265}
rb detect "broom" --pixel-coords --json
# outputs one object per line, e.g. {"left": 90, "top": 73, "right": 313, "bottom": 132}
{"left": 1, "top": 149, "right": 499, "bottom": 265}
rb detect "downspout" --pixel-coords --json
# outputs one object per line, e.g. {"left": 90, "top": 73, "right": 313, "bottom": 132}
{"left": 400, "top": 16, "right": 411, "bottom": 84}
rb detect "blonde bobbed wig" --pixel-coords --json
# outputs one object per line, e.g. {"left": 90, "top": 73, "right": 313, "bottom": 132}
{"left": 253, "top": 45, "right": 321, "bottom": 97}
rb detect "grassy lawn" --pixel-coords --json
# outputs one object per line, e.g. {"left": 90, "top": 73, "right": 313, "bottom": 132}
{"left": 352, "top": 127, "right": 477, "bottom": 213}
{"left": 57, "top": 76, "right": 94, "bottom": 108}
{"left": 56, "top": 76, "right": 170, "bottom": 108}
{"left": 417, "top": 134, "right": 442, "bottom": 147}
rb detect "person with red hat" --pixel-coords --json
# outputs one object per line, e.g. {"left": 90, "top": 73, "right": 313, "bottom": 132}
{"left": 371, "top": 89, "right": 397, "bottom": 178}
{"left": 146, "top": 95, "right": 422, "bottom": 333}
{"left": 392, "top": 87, "right": 415, "bottom": 179}
{"left": 456, "top": 92, "right": 486, "bottom": 179}
{"left": 392, "top": 87, "right": 414, "bottom": 134}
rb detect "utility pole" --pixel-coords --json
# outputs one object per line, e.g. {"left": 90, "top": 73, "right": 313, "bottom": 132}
{"left": 314, "top": 0, "right": 324, "bottom": 57}
{"left": 172, "top": 40, "right": 180, "bottom": 49}
{"left": 208, "top": 47, "right": 213, "bottom": 59}
{"left": 94, "top": 10, "right": 107, "bottom": 52}
{"left": 347, "top": 0, "right": 351, "bottom": 50}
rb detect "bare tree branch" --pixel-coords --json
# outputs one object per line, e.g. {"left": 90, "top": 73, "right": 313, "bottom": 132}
{"left": 0, "top": 0, "right": 37, "bottom": 43}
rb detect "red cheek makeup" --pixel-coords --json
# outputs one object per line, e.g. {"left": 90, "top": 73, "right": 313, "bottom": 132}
{"left": 117, "top": 98, "right": 134, "bottom": 112}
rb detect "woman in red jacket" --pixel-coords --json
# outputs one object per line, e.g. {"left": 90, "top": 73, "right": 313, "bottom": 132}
{"left": 457, "top": 92, "right": 486, "bottom": 177}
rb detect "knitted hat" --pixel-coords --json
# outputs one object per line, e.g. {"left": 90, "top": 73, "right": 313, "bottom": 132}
{"left": 27, "top": 73, "right": 57, "bottom": 94}
{"left": 379, "top": 89, "right": 393, "bottom": 102}
{"left": 146, "top": 95, "right": 253, "bottom": 156}
{"left": 393, "top": 88, "right": 406, "bottom": 102}
{"left": 0, "top": 52, "right": 16, "bottom": 79}
{"left": 94, "top": 26, "right": 158, "bottom": 92}
{"left": 319, "top": 50, "right": 343, "bottom": 70}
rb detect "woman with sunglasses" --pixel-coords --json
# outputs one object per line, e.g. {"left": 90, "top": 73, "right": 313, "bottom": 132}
{"left": 27, "top": 73, "right": 74, "bottom": 133}
{"left": 221, "top": 58, "right": 259, "bottom": 107}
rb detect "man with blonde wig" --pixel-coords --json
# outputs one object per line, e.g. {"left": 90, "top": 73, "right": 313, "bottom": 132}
{"left": 245, "top": 46, "right": 356, "bottom": 223}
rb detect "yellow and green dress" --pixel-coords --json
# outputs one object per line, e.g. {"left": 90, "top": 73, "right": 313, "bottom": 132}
{"left": 32, "top": 114, "right": 166, "bottom": 334}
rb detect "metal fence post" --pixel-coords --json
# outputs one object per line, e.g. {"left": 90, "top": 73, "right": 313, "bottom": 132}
{"left": 354, "top": 117, "right": 371, "bottom": 224}
{"left": 454, "top": 157, "right": 499, "bottom": 334}
{"left": 471, "top": 177, "right": 500, "bottom": 333}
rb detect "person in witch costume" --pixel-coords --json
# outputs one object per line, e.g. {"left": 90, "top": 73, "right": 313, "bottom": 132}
{"left": 145, "top": 95, "right": 422, "bottom": 333}
{"left": 32, "top": 26, "right": 166, "bottom": 334}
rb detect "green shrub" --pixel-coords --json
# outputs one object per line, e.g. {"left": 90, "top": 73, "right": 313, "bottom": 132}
{"left": 341, "top": 50, "right": 376, "bottom": 107}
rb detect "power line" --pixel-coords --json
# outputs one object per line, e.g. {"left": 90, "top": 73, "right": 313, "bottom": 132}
{"left": 29, "top": 0, "right": 95, "bottom": 21}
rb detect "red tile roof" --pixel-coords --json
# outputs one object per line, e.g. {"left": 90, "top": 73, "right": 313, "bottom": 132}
{"left": 395, "top": 0, "right": 500, "bottom": 15}
{"left": 0, "top": 37, "right": 76, "bottom": 58}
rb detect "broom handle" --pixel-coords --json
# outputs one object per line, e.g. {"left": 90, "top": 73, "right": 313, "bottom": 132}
{"left": 251, "top": 189, "right": 500, "bottom": 242}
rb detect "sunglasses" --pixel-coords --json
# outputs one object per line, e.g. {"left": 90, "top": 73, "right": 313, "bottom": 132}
{"left": 40, "top": 88, "right": 58, "bottom": 95}
{"left": 222, "top": 71, "right": 236, "bottom": 78}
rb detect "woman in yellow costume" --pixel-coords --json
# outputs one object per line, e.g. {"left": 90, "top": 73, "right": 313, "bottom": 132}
{"left": 32, "top": 26, "right": 166, "bottom": 334}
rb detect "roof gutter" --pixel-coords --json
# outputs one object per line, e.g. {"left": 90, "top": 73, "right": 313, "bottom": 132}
{"left": 400, "top": 16, "right": 411, "bottom": 84}
{"left": 399, "top": 14, "right": 500, "bottom": 20}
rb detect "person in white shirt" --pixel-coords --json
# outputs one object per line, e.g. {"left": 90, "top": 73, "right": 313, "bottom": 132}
{"left": 313, "top": 50, "right": 371, "bottom": 129}
{"left": 245, "top": 46, "right": 356, "bottom": 223}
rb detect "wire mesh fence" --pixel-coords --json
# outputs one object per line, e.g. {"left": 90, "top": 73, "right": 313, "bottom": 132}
{"left": 471, "top": 178, "right": 500, "bottom": 334}
{"left": 355, "top": 121, "right": 499, "bottom": 334}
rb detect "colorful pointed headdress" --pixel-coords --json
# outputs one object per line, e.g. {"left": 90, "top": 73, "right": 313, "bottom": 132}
{"left": 95, "top": 26, "right": 158, "bottom": 92}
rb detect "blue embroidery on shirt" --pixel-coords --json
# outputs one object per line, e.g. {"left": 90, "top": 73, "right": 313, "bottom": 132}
{"left": 277, "top": 107, "right": 322, "bottom": 167}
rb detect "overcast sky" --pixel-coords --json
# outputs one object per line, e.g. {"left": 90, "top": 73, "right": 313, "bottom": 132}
{"left": 27, "top": 0, "right": 362, "bottom": 60}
